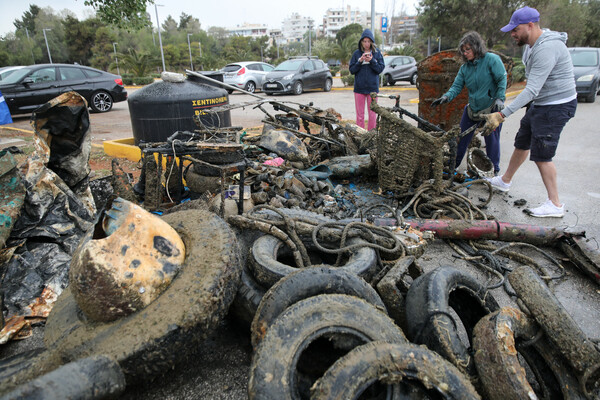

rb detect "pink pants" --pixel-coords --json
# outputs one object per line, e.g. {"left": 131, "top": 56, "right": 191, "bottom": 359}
{"left": 354, "top": 92, "right": 377, "bottom": 130}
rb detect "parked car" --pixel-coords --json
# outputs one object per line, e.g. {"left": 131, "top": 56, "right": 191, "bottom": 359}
{"left": 262, "top": 57, "right": 333, "bottom": 95}
{"left": 381, "top": 55, "right": 418, "bottom": 86}
{"left": 0, "top": 63, "right": 127, "bottom": 114}
{"left": 0, "top": 66, "right": 25, "bottom": 81}
{"left": 222, "top": 61, "right": 274, "bottom": 94}
{"left": 569, "top": 47, "right": 600, "bottom": 102}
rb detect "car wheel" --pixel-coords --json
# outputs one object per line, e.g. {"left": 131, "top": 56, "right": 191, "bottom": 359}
{"left": 586, "top": 82, "right": 597, "bottom": 102}
{"left": 90, "top": 90, "right": 113, "bottom": 113}
{"left": 385, "top": 74, "right": 394, "bottom": 86}
{"left": 323, "top": 78, "right": 332, "bottom": 92}
{"left": 410, "top": 72, "right": 418, "bottom": 86}
{"left": 293, "top": 81, "right": 303, "bottom": 95}
{"left": 244, "top": 81, "right": 256, "bottom": 93}
{"left": 226, "top": 89, "right": 233, "bottom": 94}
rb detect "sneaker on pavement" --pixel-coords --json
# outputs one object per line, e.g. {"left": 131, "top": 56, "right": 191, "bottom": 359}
{"left": 486, "top": 175, "right": 511, "bottom": 192}
{"left": 524, "top": 199, "right": 565, "bottom": 218}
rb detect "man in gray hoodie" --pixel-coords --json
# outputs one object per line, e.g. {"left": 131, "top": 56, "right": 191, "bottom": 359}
{"left": 483, "top": 6, "right": 577, "bottom": 218}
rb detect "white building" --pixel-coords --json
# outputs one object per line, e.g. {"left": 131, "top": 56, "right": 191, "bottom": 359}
{"left": 227, "top": 23, "right": 269, "bottom": 38}
{"left": 281, "top": 13, "right": 315, "bottom": 43}
{"left": 322, "top": 6, "right": 383, "bottom": 38}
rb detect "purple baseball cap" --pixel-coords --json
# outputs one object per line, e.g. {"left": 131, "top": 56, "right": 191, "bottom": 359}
{"left": 500, "top": 6, "right": 540, "bottom": 32}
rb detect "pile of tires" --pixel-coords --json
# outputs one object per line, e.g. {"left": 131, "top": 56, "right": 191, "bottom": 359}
{"left": 228, "top": 207, "right": 597, "bottom": 399}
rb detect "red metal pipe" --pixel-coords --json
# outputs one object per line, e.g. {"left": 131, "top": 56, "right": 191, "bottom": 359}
{"left": 373, "top": 218, "right": 581, "bottom": 246}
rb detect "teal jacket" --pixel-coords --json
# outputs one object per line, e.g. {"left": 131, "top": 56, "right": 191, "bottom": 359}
{"left": 443, "top": 52, "right": 507, "bottom": 113}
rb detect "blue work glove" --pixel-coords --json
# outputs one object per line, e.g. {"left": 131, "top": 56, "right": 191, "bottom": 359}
{"left": 431, "top": 96, "right": 450, "bottom": 107}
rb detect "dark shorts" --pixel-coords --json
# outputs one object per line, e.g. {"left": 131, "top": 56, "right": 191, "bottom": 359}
{"left": 514, "top": 99, "right": 577, "bottom": 162}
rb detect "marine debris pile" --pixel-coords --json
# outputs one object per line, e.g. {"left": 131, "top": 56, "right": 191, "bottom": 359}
{"left": 0, "top": 91, "right": 599, "bottom": 399}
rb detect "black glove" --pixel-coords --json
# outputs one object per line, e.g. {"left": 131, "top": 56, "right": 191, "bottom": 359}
{"left": 492, "top": 98, "right": 505, "bottom": 112}
{"left": 431, "top": 96, "right": 450, "bottom": 107}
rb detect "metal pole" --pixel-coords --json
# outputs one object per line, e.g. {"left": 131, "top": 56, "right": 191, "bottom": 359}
{"left": 113, "top": 42, "right": 120, "bottom": 75}
{"left": 25, "top": 28, "right": 35, "bottom": 64}
{"left": 371, "top": 0, "right": 376, "bottom": 34}
{"left": 260, "top": 47, "right": 263, "bottom": 63}
{"left": 154, "top": 3, "right": 166, "bottom": 72}
{"left": 198, "top": 42, "right": 203, "bottom": 71}
{"left": 43, "top": 28, "right": 52, "bottom": 64}
{"left": 438, "top": 36, "right": 441, "bottom": 52}
{"left": 308, "top": 22, "right": 312, "bottom": 57}
{"left": 187, "top": 34, "right": 193, "bottom": 70}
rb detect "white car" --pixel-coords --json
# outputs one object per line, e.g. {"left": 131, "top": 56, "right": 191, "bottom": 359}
{"left": 0, "top": 66, "right": 25, "bottom": 81}
{"left": 222, "top": 61, "right": 274, "bottom": 94}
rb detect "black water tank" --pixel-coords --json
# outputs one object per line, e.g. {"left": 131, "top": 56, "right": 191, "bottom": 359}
{"left": 127, "top": 72, "right": 232, "bottom": 144}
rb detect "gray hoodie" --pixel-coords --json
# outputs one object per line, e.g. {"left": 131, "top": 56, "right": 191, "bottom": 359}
{"left": 503, "top": 30, "right": 576, "bottom": 118}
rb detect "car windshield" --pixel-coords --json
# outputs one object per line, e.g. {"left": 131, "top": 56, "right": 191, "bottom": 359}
{"left": 274, "top": 60, "right": 304, "bottom": 71}
{"left": 1, "top": 68, "right": 32, "bottom": 84}
{"left": 570, "top": 50, "right": 599, "bottom": 67}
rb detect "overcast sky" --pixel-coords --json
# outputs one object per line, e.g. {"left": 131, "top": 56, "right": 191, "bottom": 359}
{"left": 1, "top": 0, "right": 419, "bottom": 36}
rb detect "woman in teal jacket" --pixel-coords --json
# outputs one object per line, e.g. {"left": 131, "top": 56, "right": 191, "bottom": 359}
{"left": 432, "top": 31, "right": 507, "bottom": 174}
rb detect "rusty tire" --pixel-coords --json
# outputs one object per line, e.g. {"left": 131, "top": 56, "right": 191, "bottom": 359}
{"left": 473, "top": 307, "right": 583, "bottom": 400}
{"left": 247, "top": 294, "right": 406, "bottom": 400}
{"left": 311, "top": 341, "right": 481, "bottom": 400}
{"left": 229, "top": 263, "right": 267, "bottom": 330}
{"left": 43, "top": 210, "right": 242, "bottom": 384}
{"left": 250, "top": 266, "right": 386, "bottom": 349}
{"left": 509, "top": 266, "right": 600, "bottom": 395}
{"left": 249, "top": 234, "right": 378, "bottom": 288}
{"left": 404, "top": 265, "right": 499, "bottom": 382}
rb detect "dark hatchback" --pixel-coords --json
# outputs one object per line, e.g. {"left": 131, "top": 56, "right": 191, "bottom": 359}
{"left": 0, "top": 63, "right": 127, "bottom": 115}
{"left": 262, "top": 57, "right": 333, "bottom": 95}
{"left": 569, "top": 47, "right": 600, "bottom": 102}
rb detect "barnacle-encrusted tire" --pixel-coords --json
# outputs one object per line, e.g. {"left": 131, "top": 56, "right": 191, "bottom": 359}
{"left": 509, "top": 266, "right": 600, "bottom": 395}
{"left": 2, "top": 355, "right": 126, "bottom": 399}
{"left": 405, "top": 265, "right": 499, "bottom": 382}
{"left": 250, "top": 266, "right": 386, "bottom": 348}
{"left": 44, "top": 210, "right": 241, "bottom": 383}
{"left": 247, "top": 294, "right": 406, "bottom": 400}
{"left": 229, "top": 263, "right": 267, "bottom": 329}
{"left": 249, "top": 234, "right": 378, "bottom": 288}
{"left": 473, "top": 307, "right": 583, "bottom": 400}
{"left": 311, "top": 341, "right": 481, "bottom": 400}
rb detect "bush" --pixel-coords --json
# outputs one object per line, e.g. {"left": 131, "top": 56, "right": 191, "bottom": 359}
{"left": 340, "top": 69, "right": 350, "bottom": 77}
{"left": 122, "top": 72, "right": 134, "bottom": 79}
{"left": 342, "top": 74, "right": 354, "bottom": 87}
{"left": 330, "top": 66, "right": 340, "bottom": 76}
{"left": 151, "top": 73, "right": 161, "bottom": 79}
{"left": 123, "top": 76, "right": 154, "bottom": 86}
{"left": 511, "top": 58, "right": 526, "bottom": 83}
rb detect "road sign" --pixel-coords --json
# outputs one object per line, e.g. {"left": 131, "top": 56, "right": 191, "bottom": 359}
{"left": 381, "top": 16, "right": 388, "bottom": 33}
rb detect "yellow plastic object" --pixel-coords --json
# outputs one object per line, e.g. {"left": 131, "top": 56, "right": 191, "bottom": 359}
{"left": 69, "top": 198, "right": 185, "bottom": 322}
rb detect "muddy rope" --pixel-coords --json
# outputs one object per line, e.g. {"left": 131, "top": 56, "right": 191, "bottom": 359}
{"left": 397, "top": 180, "right": 493, "bottom": 221}
{"left": 446, "top": 240, "right": 505, "bottom": 290}
{"left": 311, "top": 221, "right": 406, "bottom": 268}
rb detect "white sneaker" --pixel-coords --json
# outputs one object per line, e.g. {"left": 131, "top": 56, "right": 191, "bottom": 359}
{"left": 486, "top": 175, "right": 511, "bottom": 192}
{"left": 524, "top": 199, "right": 565, "bottom": 218}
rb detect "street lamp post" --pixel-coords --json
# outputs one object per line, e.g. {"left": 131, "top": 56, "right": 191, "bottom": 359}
{"left": 113, "top": 42, "right": 120, "bottom": 75}
{"left": 154, "top": 3, "right": 166, "bottom": 72}
{"left": 25, "top": 28, "right": 35, "bottom": 64}
{"left": 187, "top": 33, "right": 194, "bottom": 70}
{"left": 42, "top": 28, "right": 52, "bottom": 64}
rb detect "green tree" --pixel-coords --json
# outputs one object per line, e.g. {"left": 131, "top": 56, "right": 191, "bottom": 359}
{"left": 116, "top": 48, "right": 157, "bottom": 76}
{"left": 13, "top": 5, "right": 41, "bottom": 34}
{"left": 84, "top": 0, "right": 151, "bottom": 30}
{"left": 336, "top": 23, "right": 364, "bottom": 46}
{"left": 90, "top": 26, "right": 117, "bottom": 70}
